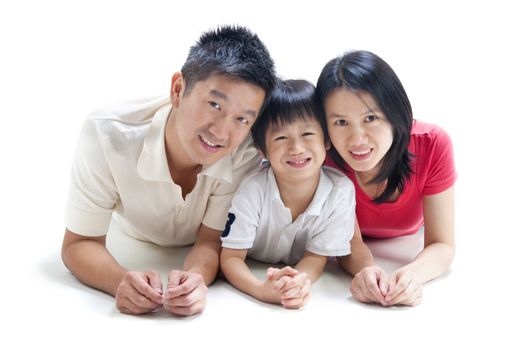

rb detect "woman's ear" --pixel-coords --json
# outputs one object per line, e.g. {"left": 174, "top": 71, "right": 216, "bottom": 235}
{"left": 170, "top": 72, "right": 185, "bottom": 107}
{"left": 325, "top": 140, "right": 331, "bottom": 151}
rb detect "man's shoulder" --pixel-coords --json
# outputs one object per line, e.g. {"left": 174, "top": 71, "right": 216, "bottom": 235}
{"left": 88, "top": 96, "right": 170, "bottom": 126}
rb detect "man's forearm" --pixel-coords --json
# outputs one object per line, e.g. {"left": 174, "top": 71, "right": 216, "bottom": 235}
{"left": 62, "top": 233, "right": 127, "bottom": 296}
{"left": 183, "top": 239, "right": 221, "bottom": 285}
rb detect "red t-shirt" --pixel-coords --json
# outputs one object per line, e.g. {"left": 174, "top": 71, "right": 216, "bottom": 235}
{"left": 326, "top": 120, "right": 457, "bottom": 238}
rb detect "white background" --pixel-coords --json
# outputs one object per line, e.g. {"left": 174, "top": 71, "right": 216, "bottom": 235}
{"left": 1, "top": 0, "right": 526, "bottom": 349}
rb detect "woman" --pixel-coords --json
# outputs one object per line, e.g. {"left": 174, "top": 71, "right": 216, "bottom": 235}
{"left": 315, "top": 50, "right": 456, "bottom": 306}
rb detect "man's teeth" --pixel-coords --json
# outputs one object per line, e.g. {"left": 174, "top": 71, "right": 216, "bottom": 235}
{"left": 201, "top": 136, "right": 218, "bottom": 147}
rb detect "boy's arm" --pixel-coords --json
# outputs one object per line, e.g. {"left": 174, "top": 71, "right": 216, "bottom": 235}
{"left": 220, "top": 247, "right": 280, "bottom": 304}
{"left": 294, "top": 252, "right": 328, "bottom": 283}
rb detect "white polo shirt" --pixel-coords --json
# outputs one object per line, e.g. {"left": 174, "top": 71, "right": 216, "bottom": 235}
{"left": 65, "top": 96, "right": 260, "bottom": 246}
{"left": 221, "top": 165, "right": 355, "bottom": 265}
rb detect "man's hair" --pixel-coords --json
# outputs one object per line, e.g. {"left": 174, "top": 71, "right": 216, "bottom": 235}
{"left": 315, "top": 50, "right": 414, "bottom": 204}
{"left": 181, "top": 25, "right": 276, "bottom": 98}
{"left": 252, "top": 79, "right": 322, "bottom": 156}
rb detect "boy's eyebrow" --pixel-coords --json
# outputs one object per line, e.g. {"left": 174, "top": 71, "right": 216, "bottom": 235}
{"left": 209, "top": 89, "right": 257, "bottom": 118}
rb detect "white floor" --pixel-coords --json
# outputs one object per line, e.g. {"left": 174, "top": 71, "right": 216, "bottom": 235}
{"left": 13, "top": 219, "right": 521, "bottom": 350}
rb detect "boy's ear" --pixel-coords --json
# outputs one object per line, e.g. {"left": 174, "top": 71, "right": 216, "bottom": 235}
{"left": 170, "top": 72, "right": 185, "bottom": 107}
{"left": 258, "top": 149, "right": 268, "bottom": 160}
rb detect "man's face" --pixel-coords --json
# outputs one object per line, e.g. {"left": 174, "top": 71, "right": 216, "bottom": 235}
{"left": 168, "top": 73, "right": 266, "bottom": 167}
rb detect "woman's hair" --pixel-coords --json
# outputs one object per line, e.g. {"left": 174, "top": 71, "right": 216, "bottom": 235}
{"left": 315, "top": 50, "right": 414, "bottom": 204}
{"left": 252, "top": 79, "right": 322, "bottom": 157}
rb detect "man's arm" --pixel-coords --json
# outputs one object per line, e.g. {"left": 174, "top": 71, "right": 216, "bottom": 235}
{"left": 62, "top": 229, "right": 126, "bottom": 296}
{"left": 183, "top": 224, "right": 222, "bottom": 285}
{"left": 62, "top": 229, "right": 163, "bottom": 314}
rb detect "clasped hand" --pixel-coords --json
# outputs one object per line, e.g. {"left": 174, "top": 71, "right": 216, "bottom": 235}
{"left": 265, "top": 266, "right": 311, "bottom": 309}
{"left": 115, "top": 269, "right": 207, "bottom": 316}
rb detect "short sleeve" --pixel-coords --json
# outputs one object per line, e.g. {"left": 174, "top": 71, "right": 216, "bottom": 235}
{"left": 65, "top": 118, "right": 118, "bottom": 236}
{"left": 220, "top": 174, "right": 262, "bottom": 250}
{"left": 307, "top": 177, "right": 355, "bottom": 256}
{"left": 202, "top": 140, "right": 261, "bottom": 231}
{"left": 422, "top": 126, "right": 457, "bottom": 195}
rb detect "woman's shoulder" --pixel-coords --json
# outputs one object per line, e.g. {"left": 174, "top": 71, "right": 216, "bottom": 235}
{"left": 410, "top": 120, "right": 453, "bottom": 151}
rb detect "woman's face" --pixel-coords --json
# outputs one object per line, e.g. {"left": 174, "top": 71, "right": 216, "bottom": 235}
{"left": 324, "top": 88, "right": 394, "bottom": 178}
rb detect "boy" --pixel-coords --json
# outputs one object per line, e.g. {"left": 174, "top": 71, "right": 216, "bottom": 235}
{"left": 220, "top": 80, "right": 355, "bottom": 308}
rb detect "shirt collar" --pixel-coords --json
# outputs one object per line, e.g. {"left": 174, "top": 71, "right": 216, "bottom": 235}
{"left": 267, "top": 166, "right": 333, "bottom": 216}
{"left": 137, "top": 104, "right": 173, "bottom": 183}
{"left": 137, "top": 103, "right": 235, "bottom": 184}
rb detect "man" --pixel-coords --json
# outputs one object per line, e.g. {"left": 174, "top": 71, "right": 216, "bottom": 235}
{"left": 61, "top": 25, "right": 276, "bottom": 316}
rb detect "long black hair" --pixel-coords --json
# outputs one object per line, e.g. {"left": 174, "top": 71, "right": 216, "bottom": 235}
{"left": 315, "top": 50, "right": 414, "bottom": 204}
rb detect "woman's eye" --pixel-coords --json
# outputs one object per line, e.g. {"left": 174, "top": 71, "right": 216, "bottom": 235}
{"left": 365, "top": 115, "right": 378, "bottom": 122}
{"left": 208, "top": 101, "right": 221, "bottom": 110}
{"left": 334, "top": 119, "right": 347, "bottom": 126}
{"left": 237, "top": 117, "right": 249, "bottom": 125}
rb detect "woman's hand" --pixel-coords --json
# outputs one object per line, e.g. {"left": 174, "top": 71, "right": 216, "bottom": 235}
{"left": 384, "top": 268, "right": 423, "bottom": 306}
{"left": 350, "top": 265, "right": 390, "bottom": 305}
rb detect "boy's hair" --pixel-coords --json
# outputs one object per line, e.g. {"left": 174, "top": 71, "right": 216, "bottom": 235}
{"left": 181, "top": 25, "right": 276, "bottom": 98}
{"left": 252, "top": 79, "right": 322, "bottom": 156}
{"left": 315, "top": 50, "right": 414, "bottom": 204}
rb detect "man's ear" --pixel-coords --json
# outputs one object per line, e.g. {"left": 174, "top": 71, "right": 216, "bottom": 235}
{"left": 170, "top": 72, "right": 185, "bottom": 107}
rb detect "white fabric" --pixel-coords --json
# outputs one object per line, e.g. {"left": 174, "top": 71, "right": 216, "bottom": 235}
{"left": 221, "top": 165, "right": 355, "bottom": 265}
{"left": 65, "top": 96, "right": 260, "bottom": 246}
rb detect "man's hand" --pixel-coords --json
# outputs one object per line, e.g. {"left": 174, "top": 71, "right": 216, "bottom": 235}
{"left": 115, "top": 270, "right": 163, "bottom": 314}
{"left": 163, "top": 270, "right": 208, "bottom": 316}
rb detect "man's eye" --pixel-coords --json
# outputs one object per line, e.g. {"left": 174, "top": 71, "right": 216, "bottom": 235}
{"left": 209, "top": 101, "right": 220, "bottom": 110}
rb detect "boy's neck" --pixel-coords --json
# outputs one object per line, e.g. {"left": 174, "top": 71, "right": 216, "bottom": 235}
{"left": 274, "top": 170, "right": 321, "bottom": 221}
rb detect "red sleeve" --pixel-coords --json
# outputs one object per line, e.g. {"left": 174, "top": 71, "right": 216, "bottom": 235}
{"left": 422, "top": 126, "right": 457, "bottom": 195}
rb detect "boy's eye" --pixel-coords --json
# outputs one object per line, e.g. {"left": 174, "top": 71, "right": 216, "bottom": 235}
{"left": 208, "top": 101, "right": 221, "bottom": 110}
{"left": 273, "top": 136, "right": 287, "bottom": 141}
{"left": 302, "top": 132, "right": 315, "bottom": 136}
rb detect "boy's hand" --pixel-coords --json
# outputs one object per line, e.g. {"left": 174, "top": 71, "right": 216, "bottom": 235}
{"left": 267, "top": 267, "right": 311, "bottom": 309}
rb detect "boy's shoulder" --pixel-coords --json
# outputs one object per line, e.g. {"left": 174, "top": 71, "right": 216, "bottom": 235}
{"left": 321, "top": 165, "right": 355, "bottom": 189}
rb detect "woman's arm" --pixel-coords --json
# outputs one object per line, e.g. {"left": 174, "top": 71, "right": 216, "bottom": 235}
{"left": 338, "top": 219, "right": 390, "bottom": 305}
{"left": 220, "top": 247, "right": 281, "bottom": 304}
{"left": 337, "top": 219, "right": 376, "bottom": 275}
{"left": 294, "top": 252, "right": 328, "bottom": 283}
{"left": 385, "top": 185, "right": 455, "bottom": 305}
{"left": 399, "top": 185, "right": 455, "bottom": 283}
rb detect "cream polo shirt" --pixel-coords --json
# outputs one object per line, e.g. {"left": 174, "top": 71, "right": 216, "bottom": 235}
{"left": 65, "top": 96, "right": 260, "bottom": 247}
{"left": 221, "top": 166, "right": 355, "bottom": 265}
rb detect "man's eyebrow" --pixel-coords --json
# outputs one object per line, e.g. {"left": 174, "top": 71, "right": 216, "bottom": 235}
{"left": 209, "top": 89, "right": 228, "bottom": 101}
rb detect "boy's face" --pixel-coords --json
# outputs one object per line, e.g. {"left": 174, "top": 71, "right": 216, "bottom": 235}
{"left": 168, "top": 73, "right": 265, "bottom": 167}
{"left": 264, "top": 117, "right": 327, "bottom": 183}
